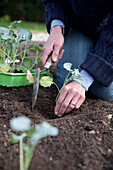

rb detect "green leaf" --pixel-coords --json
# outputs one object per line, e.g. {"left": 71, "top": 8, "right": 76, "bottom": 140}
{"left": 0, "top": 57, "right": 4, "bottom": 64}
{"left": 8, "top": 20, "right": 32, "bottom": 42}
{"left": 0, "top": 49, "right": 4, "bottom": 57}
{"left": 16, "top": 28, "right": 32, "bottom": 42}
{"left": 8, "top": 30, "right": 15, "bottom": 37}
{"left": 63, "top": 62, "right": 73, "bottom": 71}
{"left": 8, "top": 20, "right": 22, "bottom": 29}
{"left": 69, "top": 68, "right": 83, "bottom": 82}
{"left": 71, "top": 74, "right": 83, "bottom": 82}
{"left": 23, "top": 58, "right": 34, "bottom": 69}
{"left": 27, "top": 127, "right": 35, "bottom": 138}
{"left": 37, "top": 57, "right": 41, "bottom": 63}
{"left": 31, "top": 44, "right": 42, "bottom": 51}
{"left": 10, "top": 133, "right": 20, "bottom": 143}
{"left": 40, "top": 76, "right": 53, "bottom": 87}
{"left": 6, "top": 42, "right": 12, "bottom": 51}
{"left": 13, "top": 41, "right": 19, "bottom": 49}
{"left": 10, "top": 133, "right": 27, "bottom": 143}
{"left": 72, "top": 69, "right": 80, "bottom": 75}
{"left": 0, "top": 63, "right": 10, "bottom": 73}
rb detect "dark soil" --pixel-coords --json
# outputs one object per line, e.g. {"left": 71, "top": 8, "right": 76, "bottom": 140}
{"left": 0, "top": 42, "right": 113, "bottom": 170}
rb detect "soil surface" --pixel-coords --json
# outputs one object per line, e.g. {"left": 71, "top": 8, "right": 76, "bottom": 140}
{"left": 0, "top": 42, "right": 113, "bottom": 170}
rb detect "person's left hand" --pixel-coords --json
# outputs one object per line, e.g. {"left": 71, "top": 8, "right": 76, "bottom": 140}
{"left": 54, "top": 81, "right": 86, "bottom": 117}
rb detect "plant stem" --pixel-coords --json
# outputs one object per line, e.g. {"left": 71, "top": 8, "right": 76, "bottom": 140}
{"left": 24, "top": 146, "right": 35, "bottom": 170}
{"left": 15, "top": 48, "right": 29, "bottom": 58}
{"left": 55, "top": 86, "right": 63, "bottom": 102}
{"left": 3, "top": 44, "right": 6, "bottom": 62}
{"left": 63, "top": 71, "right": 70, "bottom": 86}
{"left": 55, "top": 71, "right": 70, "bottom": 102}
{"left": 20, "top": 139, "right": 24, "bottom": 170}
{"left": 21, "top": 41, "right": 28, "bottom": 66}
{"left": 52, "top": 82, "right": 60, "bottom": 93}
{"left": 0, "top": 49, "right": 12, "bottom": 61}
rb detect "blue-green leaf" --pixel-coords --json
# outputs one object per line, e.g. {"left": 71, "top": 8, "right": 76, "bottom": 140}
{"left": 63, "top": 62, "right": 73, "bottom": 71}
{"left": 0, "top": 27, "right": 8, "bottom": 34}
{"left": 30, "top": 121, "right": 58, "bottom": 146}
{"left": 8, "top": 20, "right": 22, "bottom": 29}
{"left": 10, "top": 133, "right": 27, "bottom": 143}
{"left": 16, "top": 28, "right": 32, "bottom": 42}
{"left": 1, "top": 34, "right": 11, "bottom": 40}
{"left": 10, "top": 116, "right": 31, "bottom": 132}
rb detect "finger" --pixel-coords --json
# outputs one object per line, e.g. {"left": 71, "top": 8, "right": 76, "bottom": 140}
{"left": 41, "top": 45, "right": 53, "bottom": 65}
{"left": 52, "top": 49, "right": 64, "bottom": 66}
{"left": 52, "top": 45, "right": 61, "bottom": 63}
{"left": 65, "top": 94, "right": 79, "bottom": 113}
{"left": 58, "top": 49, "right": 64, "bottom": 60}
{"left": 54, "top": 87, "right": 68, "bottom": 116}
{"left": 65, "top": 103, "right": 76, "bottom": 113}
{"left": 75, "top": 94, "right": 85, "bottom": 109}
{"left": 56, "top": 88, "right": 75, "bottom": 117}
{"left": 58, "top": 92, "right": 74, "bottom": 117}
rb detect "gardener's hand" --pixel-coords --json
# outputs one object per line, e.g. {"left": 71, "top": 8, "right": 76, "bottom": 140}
{"left": 54, "top": 81, "right": 86, "bottom": 117}
{"left": 41, "top": 25, "right": 64, "bottom": 66}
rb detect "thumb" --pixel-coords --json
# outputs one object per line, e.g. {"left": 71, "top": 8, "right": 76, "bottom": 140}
{"left": 58, "top": 49, "right": 64, "bottom": 60}
{"left": 41, "top": 45, "right": 53, "bottom": 65}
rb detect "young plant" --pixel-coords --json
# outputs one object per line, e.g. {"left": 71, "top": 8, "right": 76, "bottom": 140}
{"left": 0, "top": 20, "right": 42, "bottom": 73}
{"left": 40, "top": 62, "right": 83, "bottom": 101}
{"left": 10, "top": 116, "right": 58, "bottom": 170}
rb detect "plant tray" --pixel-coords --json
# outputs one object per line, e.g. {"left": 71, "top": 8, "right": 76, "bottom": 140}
{"left": 0, "top": 67, "right": 47, "bottom": 87}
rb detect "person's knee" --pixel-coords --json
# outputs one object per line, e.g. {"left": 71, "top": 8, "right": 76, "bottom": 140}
{"left": 90, "top": 81, "right": 113, "bottom": 101}
{"left": 102, "top": 91, "right": 113, "bottom": 101}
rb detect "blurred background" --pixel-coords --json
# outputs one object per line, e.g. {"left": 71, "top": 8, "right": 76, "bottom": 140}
{"left": 0, "top": 0, "right": 46, "bottom": 31}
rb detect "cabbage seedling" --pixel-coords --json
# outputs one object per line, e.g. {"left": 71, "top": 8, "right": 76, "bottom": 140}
{"left": 40, "top": 62, "right": 83, "bottom": 101}
{"left": 10, "top": 116, "right": 58, "bottom": 170}
{"left": 0, "top": 20, "right": 42, "bottom": 73}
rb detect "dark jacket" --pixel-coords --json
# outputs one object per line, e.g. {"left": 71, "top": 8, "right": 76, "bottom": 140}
{"left": 42, "top": 0, "right": 113, "bottom": 86}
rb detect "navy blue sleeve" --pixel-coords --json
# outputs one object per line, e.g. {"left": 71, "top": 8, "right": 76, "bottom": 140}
{"left": 81, "top": 11, "right": 113, "bottom": 87}
{"left": 41, "top": 0, "right": 70, "bottom": 35}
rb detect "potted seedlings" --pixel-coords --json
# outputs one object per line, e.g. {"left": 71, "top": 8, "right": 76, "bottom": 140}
{"left": 0, "top": 20, "right": 44, "bottom": 87}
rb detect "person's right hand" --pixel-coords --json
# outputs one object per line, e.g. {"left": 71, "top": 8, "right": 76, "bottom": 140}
{"left": 41, "top": 25, "right": 64, "bottom": 66}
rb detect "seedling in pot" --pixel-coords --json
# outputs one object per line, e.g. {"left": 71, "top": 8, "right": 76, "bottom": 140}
{"left": 0, "top": 20, "right": 42, "bottom": 73}
{"left": 10, "top": 116, "right": 58, "bottom": 170}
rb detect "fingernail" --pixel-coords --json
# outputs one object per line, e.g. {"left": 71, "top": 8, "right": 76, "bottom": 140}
{"left": 53, "top": 57, "right": 57, "bottom": 62}
{"left": 61, "top": 49, "right": 64, "bottom": 54}
{"left": 58, "top": 114, "right": 62, "bottom": 117}
{"left": 55, "top": 111, "right": 58, "bottom": 115}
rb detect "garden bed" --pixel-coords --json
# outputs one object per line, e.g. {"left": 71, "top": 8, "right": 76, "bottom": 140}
{"left": 0, "top": 41, "right": 113, "bottom": 170}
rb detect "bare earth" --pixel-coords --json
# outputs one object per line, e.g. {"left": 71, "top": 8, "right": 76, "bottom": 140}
{"left": 0, "top": 40, "right": 113, "bottom": 170}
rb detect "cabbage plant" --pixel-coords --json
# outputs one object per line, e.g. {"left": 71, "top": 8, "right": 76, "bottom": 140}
{"left": 10, "top": 116, "right": 58, "bottom": 170}
{"left": 40, "top": 62, "right": 83, "bottom": 101}
{"left": 0, "top": 20, "right": 42, "bottom": 73}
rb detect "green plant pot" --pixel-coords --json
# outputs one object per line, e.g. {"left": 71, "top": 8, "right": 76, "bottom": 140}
{"left": 0, "top": 67, "right": 47, "bottom": 87}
